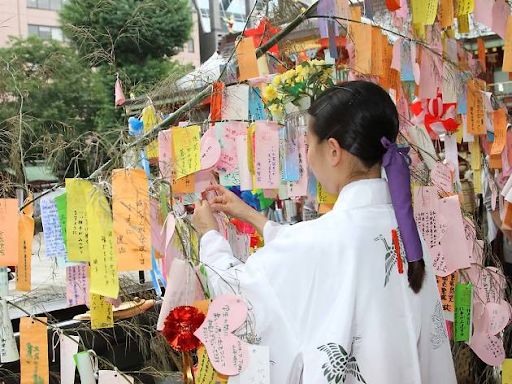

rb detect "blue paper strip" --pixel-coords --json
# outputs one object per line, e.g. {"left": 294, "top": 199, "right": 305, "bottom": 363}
{"left": 249, "top": 87, "right": 267, "bottom": 120}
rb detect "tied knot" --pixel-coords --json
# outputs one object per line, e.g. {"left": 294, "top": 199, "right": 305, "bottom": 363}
{"left": 381, "top": 136, "right": 411, "bottom": 168}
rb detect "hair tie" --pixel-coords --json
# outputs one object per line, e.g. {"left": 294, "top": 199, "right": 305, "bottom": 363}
{"left": 381, "top": 137, "right": 423, "bottom": 263}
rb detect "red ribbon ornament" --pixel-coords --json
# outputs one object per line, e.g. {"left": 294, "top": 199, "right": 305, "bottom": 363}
{"left": 162, "top": 306, "right": 205, "bottom": 352}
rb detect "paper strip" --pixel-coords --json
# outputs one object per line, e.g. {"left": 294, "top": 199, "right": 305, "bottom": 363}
{"left": 66, "top": 265, "right": 88, "bottom": 307}
{"left": 16, "top": 214, "right": 34, "bottom": 292}
{"left": 236, "top": 37, "right": 260, "bottom": 81}
{"left": 66, "top": 179, "right": 93, "bottom": 262}
{"left": 0, "top": 299, "right": 19, "bottom": 363}
{"left": 112, "top": 169, "right": 152, "bottom": 271}
{"left": 228, "top": 345, "right": 270, "bottom": 384}
{"left": 156, "top": 258, "right": 196, "bottom": 331}
{"left": 287, "top": 132, "right": 308, "bottom": 197}
{"left": 0, "top": 199, "right": 19, "bottom": 266}
{"left": 98, "top": 370, "right": 134, "bottom": 383}
{"left": 236, "top": 135, "right": 253, "bottom": 191}
{"left": 0, "top": 267, "right": 8, "bottom": 297}
{"left": 254, "top": 121, "right": 280, "bottom": 189}
{"left": 87, "top": 188, "right": 119, "bottom": 299}
{"left": 454, "top": 283, "right": 473, "bottom": 342}
{"left": 90, "top": 293, "right": 114, "bottom": 330}
{"left": 172, "top": 126, "right": 201, "bottom": 179}
{"left": 20, "top": 317, "right": 49, "bottom": 384}
{"left": 74, "top": 351, "right": 96, "bottom": 384}
{"left": 60, "top": 334, "right": 79, "bottom": 384}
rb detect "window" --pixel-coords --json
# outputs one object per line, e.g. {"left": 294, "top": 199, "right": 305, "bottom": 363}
{"left": 187, "top": 39, "right": 194, "bottom": 53}
{"left": 28, "top": 25, "right": 64, "bottom": 41}
{"left": 27, "top": 0, "right": 63, "bottom": 10}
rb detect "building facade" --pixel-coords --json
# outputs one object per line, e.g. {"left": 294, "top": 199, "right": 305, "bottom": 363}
{"left": 0, "top": 0, "right": 201, "bottom": 68}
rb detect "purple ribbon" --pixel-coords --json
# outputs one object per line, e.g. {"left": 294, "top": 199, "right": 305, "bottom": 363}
{"left": 381, "top": 137, "right": 423, "bottom": 263}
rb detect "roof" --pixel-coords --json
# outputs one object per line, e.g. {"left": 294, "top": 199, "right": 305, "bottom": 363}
{"left": 3, "top": 163, "right": 58, "bottom": 183}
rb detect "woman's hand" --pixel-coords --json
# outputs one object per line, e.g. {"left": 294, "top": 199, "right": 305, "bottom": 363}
{"left": 192, "top": 200, "right": 219, "bottom": 236}
{"left": 206, "top": 185, "right": 269, "bottom": 235}
{"left": 206, "top": 185, "right": 252, "bottom": 220}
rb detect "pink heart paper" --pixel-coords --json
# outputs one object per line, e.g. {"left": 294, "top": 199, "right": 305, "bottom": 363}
{"left": 485, "top": 301, "right": 511, "bottom": 335}
{"left": 194, "top": 294, "right": 249, "bottom": 375}
{"left": 469, "top": 332, "right": 505, "bottom": 366}
{"left": 469, "top": 301, "right": 508, "bottom": 366}
{"left": 200, "top": 135, "right": 221, "bottom": 170}
{"left": 464, "top": 266, "right": 506, "bottom": 305}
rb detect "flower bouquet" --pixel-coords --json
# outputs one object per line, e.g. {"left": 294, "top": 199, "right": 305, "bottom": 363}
{"left": 263, "top": 60, "right": 336, "bottom": 118}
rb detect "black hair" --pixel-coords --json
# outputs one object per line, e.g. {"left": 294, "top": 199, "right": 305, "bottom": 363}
{"left": 308, "top": 80, "right": 425, "bottom": 293}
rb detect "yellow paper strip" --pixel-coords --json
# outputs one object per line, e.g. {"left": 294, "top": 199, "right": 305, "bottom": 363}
{"left": 470, "top": 136, "right": 481, "bottom": 170}
{"left": 317, "top": 182, "right": 338, "bottom": 204}
{"left": 142, "top": 105, "right": 160, "bottom": 159}
{"left": 503, "top": 359, "right": 512, "bottom": 384}
{"left": 87, "top": 187, "right": 119, "bottom": 299}
{"left": 474, "top": 169, "right": 482, "bottom": 194}
{"left": 196, "top": 346, "right": 217, "bottom": 384}
{"left": 20, "top": 317, "right": 49, "bottom": 384}
{"left": 411, "top": 0, "right": 438, "bottom": 25}
{"left": 457, "top": 14, "right": 470, "bottom": 34}
{"left": 66, "top": 179, "right": 93, "bottom": 262}
{"left": 112, "top": 169, "right": 152, "bottom": 271}
{"left": 90, "top": 293, "right": 114, "bottom": 329}
{"left": 16, "top": 214, "right": 34, "bottom": 292}
{"left": 456, "top": 0, "right": 474, "bottom": 16}
{"left": 172, "top": 126, "right": 201, "bottom": 179}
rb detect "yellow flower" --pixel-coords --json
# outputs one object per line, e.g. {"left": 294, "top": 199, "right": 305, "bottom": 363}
{"left": 296, "top": 74, "right": 305, "bottom": 83}
{"left": 269, "top": 103, "right": 283, "bottom": 115}
{"left": 263, "top": 85, "right": 278, "bottom": 101}
{"left": 272, "top": 74, "right": 283, "bottom": 87}
{"left": 285, "top": 69, "right": 296, "bottom": 83}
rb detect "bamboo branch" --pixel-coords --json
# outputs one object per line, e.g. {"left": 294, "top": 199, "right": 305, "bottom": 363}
{"left": 87, "top": 0, "right": 320, "bottom": 181}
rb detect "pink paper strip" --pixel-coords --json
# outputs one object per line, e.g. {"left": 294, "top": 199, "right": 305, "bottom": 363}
{"left": 254, "top": 121, "right": 280, "bottom": 189}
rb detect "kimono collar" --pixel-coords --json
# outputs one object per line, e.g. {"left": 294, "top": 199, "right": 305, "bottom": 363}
{"left": 333, "top": 179, "right": 391, "bottom": 211}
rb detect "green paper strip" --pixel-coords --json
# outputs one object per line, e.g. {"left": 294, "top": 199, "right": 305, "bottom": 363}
{"left": 454, "top": 283, "right": 473, "bottom": 342}
{"left": 54, "top": 193, "right": 67, "bottom": 249}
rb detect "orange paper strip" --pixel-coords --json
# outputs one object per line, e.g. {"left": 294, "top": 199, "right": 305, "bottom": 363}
{"left": 0, "top": 199, "right": 18, "bottom": 267}
{"left": 112, "top": 169, "right": 152, "bottom": 271}
{"left": 491, "top": 109, "right": 507, "bottom": 155}
{"left": 467, "top": 79, "right": 486, "bottom": 135}
{"left": 371, "top": 27, "right": 383, "bottom": 76}
{"left": 440, "top": 0, "right": 454, "bottom": 28}
{"left": 20, "top": 317, "right": 49, "bottom": 384}
{"left": 236, "top": 37, "right": 260, "bottom": 81}
{"left": 503, "top": 16, "right": 512, "bottom": 72}
{"left": 16, "top": 214, "right": 34, "bottom": 292}
{"left": 352, "top": 23, "right": 372, "bottom": 75}
{"left": 436, "top": 271, "right": 458, "bottom": 314}
{"left": 490, "top": 153, "right": 503, "bottom": 169}
{"left": 477, "top": 38, "right": 486, "bottom": 72}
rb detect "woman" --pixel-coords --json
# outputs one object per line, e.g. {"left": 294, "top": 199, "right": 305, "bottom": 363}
{"left": 193, "top": 81, "right": 457, "bottom": 383}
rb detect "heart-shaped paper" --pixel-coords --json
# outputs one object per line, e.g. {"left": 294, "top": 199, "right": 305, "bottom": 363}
{"left": 200, "top": 135, "right": 221, "bottom": 170}
{"left": 469, "top": 332, "right": 506, "bottom": 366}
{"left": 194, "top": 294, "right": 249, "bottom": 375}
{"left": 487, "top": 301, "right": 511, "bottom": 335}
{"left": 469, "top": 301, "right": 508, "bottom": 366}
{"left": 464, "top": 265, "right": 506, "bottom": 305}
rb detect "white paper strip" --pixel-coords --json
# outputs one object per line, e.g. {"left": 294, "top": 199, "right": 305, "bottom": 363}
{"left": 0, "top": 299, "right": 19, "bottom": 363}
{"left": 61, "top": 335, "right": 79, "bottom": 384}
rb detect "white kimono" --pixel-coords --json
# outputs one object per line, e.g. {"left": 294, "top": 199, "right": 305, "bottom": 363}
{"left": 200, "top": 179, "right": 457, "bottom": 384}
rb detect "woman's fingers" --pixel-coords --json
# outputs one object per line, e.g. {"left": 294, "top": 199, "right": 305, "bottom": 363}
{"left": 209, "top": 196, "right": 226, "bottom": 205}
{"left": 205, "top": 185, "right": 226, "bottom": 194}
